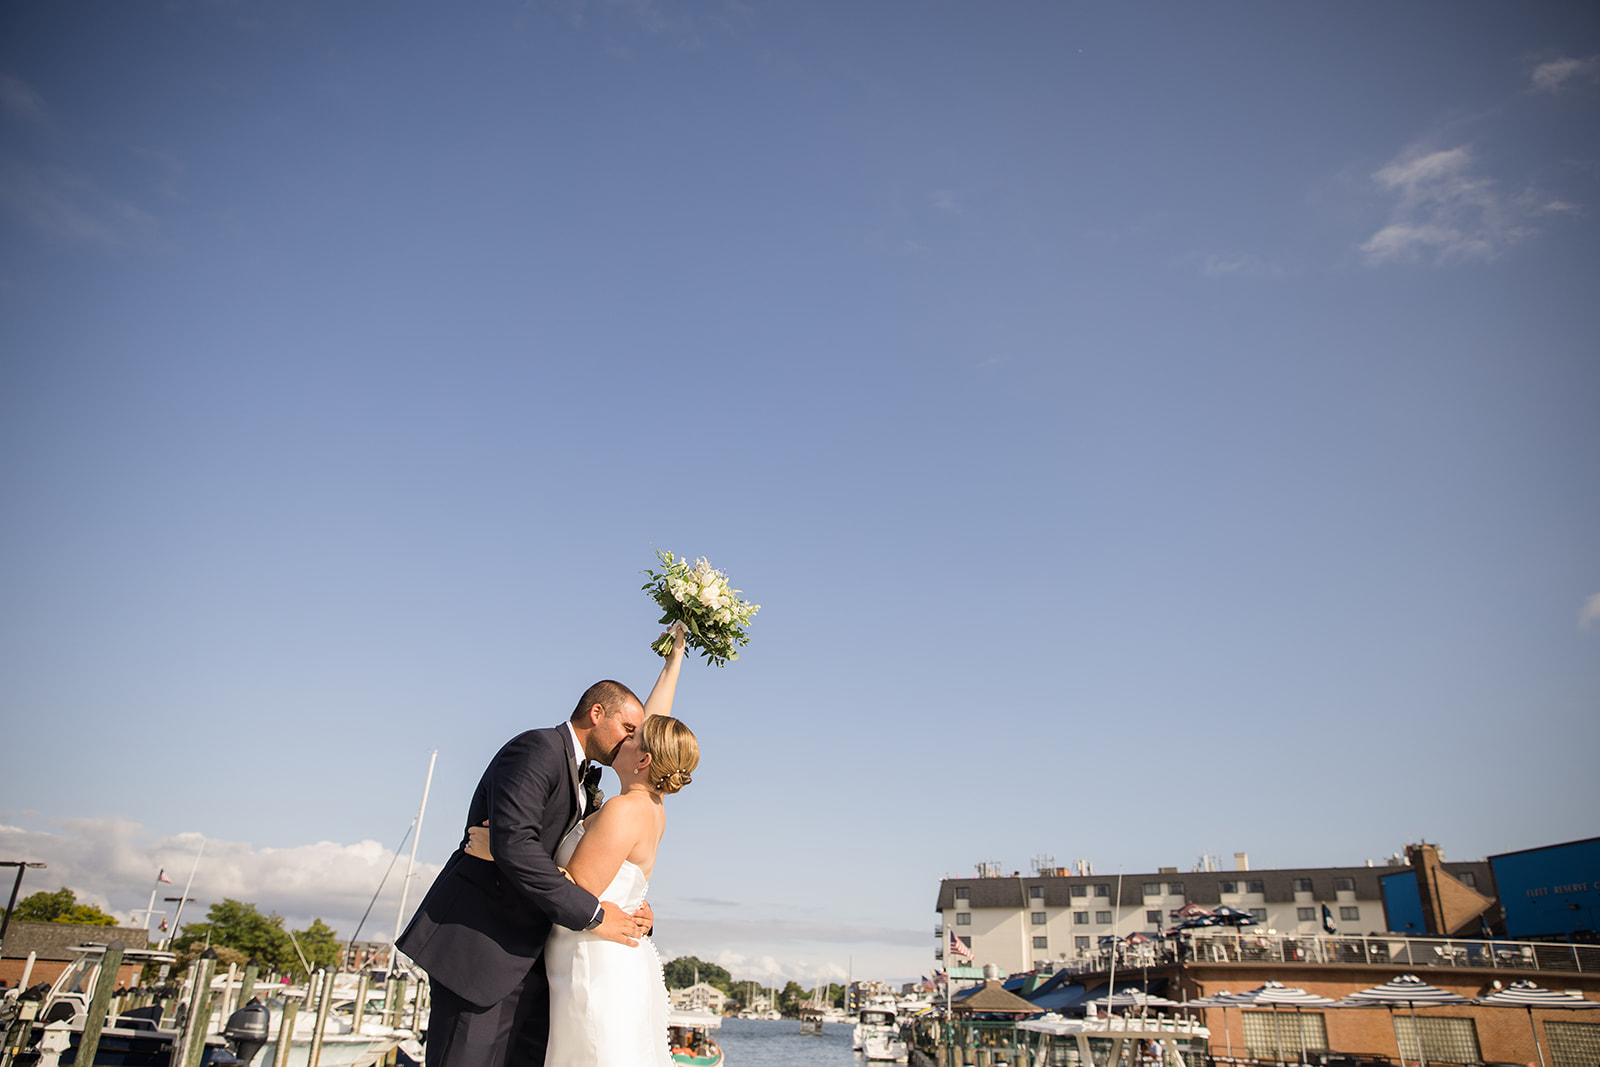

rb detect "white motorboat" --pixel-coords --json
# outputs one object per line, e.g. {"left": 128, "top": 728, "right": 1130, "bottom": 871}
{"left": 667, "top": 1009, "right": 723, "bottom": 1066}
{"left": 862, "top": 1029, "right": 908, "bottom": 1062}
{"left": 850, "top": 1002, "right": 898, "bottom": 1052}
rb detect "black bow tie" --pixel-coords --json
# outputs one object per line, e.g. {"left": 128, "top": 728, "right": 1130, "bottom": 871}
{"left": 580, "top": 761, "right": 604, "bottom": 810}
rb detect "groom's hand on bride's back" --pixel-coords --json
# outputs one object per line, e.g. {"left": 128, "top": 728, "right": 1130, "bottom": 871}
{"left": 591, "top": 901, "right": 645, "bottom": 947}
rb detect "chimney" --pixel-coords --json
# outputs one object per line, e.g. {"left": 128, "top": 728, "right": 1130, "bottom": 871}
{"left": 1234, "top": 852, "right": 1250, "bottom": 872}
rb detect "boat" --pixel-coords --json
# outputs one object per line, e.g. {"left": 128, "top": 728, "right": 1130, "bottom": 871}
{"left": 667, "top": 1009, "right": 722, "bottom": 1066}
{"left": 850, "top": 1000, "right": 898, "bottom": 1052}
{"left": 862, "top": 1029, "right": 908, "bottom": 1062}
{"left": 798, "top": 982, "right": 827, "bottom": 1035}
{"left": 1015, "top": 1012, "right": 1210, "bottom": 1067}
{"left": 2, "top": 944, "right": 238, "bottom": 1067}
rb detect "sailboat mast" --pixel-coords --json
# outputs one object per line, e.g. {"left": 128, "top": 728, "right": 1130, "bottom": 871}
{"left": 391, "top": 749, "right": 437, "bottom": 965}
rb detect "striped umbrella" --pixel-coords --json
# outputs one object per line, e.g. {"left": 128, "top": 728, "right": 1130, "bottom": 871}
{"left": 1476, "top": 979, "right": 1600, "bottom": 1067}
{"left": 1341, "top": 975, "right": 1470, "bottom": 1067}
{"left": 1228, "top": 982, "right": 1339, "bottom": 1063}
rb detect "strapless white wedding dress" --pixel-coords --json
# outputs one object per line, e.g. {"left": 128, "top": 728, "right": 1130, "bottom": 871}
{"left": 543, "top": 822, "right": 671, "bottom": 1066}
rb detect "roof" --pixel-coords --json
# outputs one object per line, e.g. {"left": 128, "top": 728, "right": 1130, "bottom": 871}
{"left": 0, "top": 922, "right": 150, "bottom": 961}
{"left": 935, "top": 862, "right": 1496, "bottom": 909}
{"left": 952, "top": 980, "right": 1039, "bottom": 1015}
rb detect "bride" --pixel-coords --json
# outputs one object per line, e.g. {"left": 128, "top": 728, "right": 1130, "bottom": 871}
{"left": 467, "top": 628, "right": 698, "bottom": 1066}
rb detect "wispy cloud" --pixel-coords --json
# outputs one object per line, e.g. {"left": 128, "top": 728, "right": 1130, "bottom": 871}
{"left": 0, "top": 163, "right": 157, "bottom": 248}
{"left": 0, "top": 73, "right": 47, "bottom": 123}
{"left": 1580, "top": 592, "right": 1600, "bottom": 629}
{"left": 928, "top": 189, "right": 959, "bottom": 212}
{"left": 1531, "top": 55, "right": 1600, "bottom": 93}
{"left": 1359, "top": 144, "right": 1559, "bottom": 266}
{"left": 1201, "top": 253, "right": 1284, "bottom": 279}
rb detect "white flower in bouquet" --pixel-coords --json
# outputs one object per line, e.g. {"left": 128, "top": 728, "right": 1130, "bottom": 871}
{"left": 642, "top": 549, "right": 759, "bottom": 667}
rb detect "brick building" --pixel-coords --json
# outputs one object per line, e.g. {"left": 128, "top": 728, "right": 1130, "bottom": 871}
{"left": 0, "top": 921, "right": 151, "bottom": 989}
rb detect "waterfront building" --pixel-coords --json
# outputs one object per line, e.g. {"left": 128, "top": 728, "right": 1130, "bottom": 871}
{"left": 935, "top": 851, "right": 1495, "bottom": 975}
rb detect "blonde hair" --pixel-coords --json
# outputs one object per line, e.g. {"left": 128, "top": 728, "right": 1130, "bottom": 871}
{"left": 639, "top": 716, "right": 698, "bottom": 795}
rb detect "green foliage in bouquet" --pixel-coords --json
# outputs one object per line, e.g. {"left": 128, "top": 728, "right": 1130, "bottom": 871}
{"left": 642, "top": 549, "right": 759, "bottom": 667}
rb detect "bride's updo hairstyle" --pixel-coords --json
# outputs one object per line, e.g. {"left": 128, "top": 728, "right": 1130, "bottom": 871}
{"left": 639, "top": 716, "right": 698, "bottom": 795}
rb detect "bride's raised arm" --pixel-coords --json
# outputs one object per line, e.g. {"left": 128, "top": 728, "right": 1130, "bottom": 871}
{"left": 642, "top": 622, "right": 687, "bottom": 720}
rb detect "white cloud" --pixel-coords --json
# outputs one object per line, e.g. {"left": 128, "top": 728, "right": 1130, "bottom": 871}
{"left": 928, "top": 189, "right": 959, "bottom": 212}
{"left": 1531, "top": 55, "right": 1600, "bottom": 93}
{"left": 1360, "top": 144, "right": 1538, "bottom": 266}
{"left": 1580, "top": 592, "right": 1600, "bottom": 629}
{"left": 0, "top": 817, "right": 440, "bottom": 940}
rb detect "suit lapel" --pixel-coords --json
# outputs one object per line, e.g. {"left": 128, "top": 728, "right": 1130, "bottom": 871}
{"left": 561, "top": 724, "right": 585, "bottom": 838}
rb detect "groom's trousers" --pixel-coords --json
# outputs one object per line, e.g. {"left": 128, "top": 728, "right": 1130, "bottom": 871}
{"left": 425, "top": 964, "right": 550, "bottom": 1067}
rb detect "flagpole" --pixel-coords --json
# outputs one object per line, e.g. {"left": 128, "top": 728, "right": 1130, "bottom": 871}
{"left": 166, "top": 838, "right": 205, "bottom": 949}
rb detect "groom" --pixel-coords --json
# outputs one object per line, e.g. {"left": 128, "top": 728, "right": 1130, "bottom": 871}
{"left": 397, "top": 680, "right": 653, "bottom": 1067}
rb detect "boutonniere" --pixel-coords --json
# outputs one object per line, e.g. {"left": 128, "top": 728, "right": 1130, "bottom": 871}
{"left": 582, "top": 763, "right": 604, "bottom": 812}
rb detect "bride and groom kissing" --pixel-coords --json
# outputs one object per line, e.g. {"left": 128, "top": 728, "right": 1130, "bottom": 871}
{"left": 398, "top": 627, "right": 698, "bottom": 1066}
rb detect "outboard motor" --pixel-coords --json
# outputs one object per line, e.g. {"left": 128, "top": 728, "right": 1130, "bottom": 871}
{"left": 222, "top": 997, "right": 272, "bottom": 1066}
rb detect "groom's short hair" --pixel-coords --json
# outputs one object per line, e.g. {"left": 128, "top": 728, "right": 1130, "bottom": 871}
{"left": 570, "top": 679, "right": 641, "bottom": 723}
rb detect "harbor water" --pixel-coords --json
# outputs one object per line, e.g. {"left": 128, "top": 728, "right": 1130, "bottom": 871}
{"left": 713, "top": 1017, "right": 863, "bottom": 1065}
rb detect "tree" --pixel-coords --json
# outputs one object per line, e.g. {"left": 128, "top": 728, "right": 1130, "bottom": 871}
{"left": 778, "top": 980, "right": 806, "bottom": 1017}
{"left": 3, "top": 888, "right": 117, "bottom": 926}
{"left": 661, "top": 955, "right": 731, "bottom": 992}
{"left": 291, "top": 918, "right": 342, "bottom": 975}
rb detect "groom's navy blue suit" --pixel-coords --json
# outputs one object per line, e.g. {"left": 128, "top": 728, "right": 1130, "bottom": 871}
{"left": 398, "top": 725, "right": 600, "bottom": 1067}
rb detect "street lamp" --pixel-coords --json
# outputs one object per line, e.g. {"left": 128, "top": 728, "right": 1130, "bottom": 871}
{"left": 163, "top": 896, "right": 198, "bottom": 949}
{"left": 0, "top": 861, "right": 48, "bottom": 959}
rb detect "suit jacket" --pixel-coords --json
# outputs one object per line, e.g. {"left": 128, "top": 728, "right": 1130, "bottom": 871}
{"left": 396, "top": 725, "right": 601, "bottom": 1008}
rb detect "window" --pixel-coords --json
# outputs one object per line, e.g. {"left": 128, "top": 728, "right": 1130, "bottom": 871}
{"left": 1457, "top": 871, "right": 1476, "bottom": 888}
{"left": 1167, "top": 881, "right": 1184, "bottom": 895}
{"left": 1340, "top": 906, "right": 1360, "bottom": 921}
{"left": 1094, "top": 884, "right": 1110, "bottom": 897}
{"left": 1393, "top": 1016, "right": 1480, "bottom": 1065}
{"left": 1070, "top": 885, "right": 1087, "bottom": 898}
{"left": 1249, "top": 908, "right": 1267, "bottom": 922}
{"left": 1029, "top": 885, "right": 1044, "bottom": 899}
{"left": 1073, "top": 911, "right": 1089, "bottom": 924}
{"left": 1146, "top": 910, "right": 1162, "bottom": 924}
{"left": 1297, "top": 907, "right": 1316, "bottom": 921}
{"left": 1220, "top": 880, "right": 1238, "bottom": 894}
{"left": 955, "top": 887, "right": 970, "bottom": 900}
{"left": 1334, "top": 877, "right": 1355, "bottom": 892}
{"left": 1243, "top": 1011, "right": 1328, "bottom": 1058}
{"left": 1031, "top": 912, "right": 1047, "bottom": 925}
{"left": 1293, "top": 878, "right": 1314, "bottom": 893}
{"left": 1074, "top": 936, "right": 1091, "bottom": 953}
{"left": 1032, "top": 936, "right": 1048, "bottom": 950}
{"left": 956, "top": 912, "right": 971, "bottom": 925}
{"left": 1095, "top": 911, "right": 1112, "bottom": 924}
{"left": 1246, "top": 880, "right": 1264, "bottom": 895}
{"left": 1546, "top": 1021, "right": 1600, "bottom": 1067}
{"left": 1142, "top": 882, "right": 1162, "bottom": 896}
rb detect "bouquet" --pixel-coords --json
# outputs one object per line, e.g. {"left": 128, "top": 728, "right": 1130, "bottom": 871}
{"left": 642, "top": 549, "right": 760, "bottom": 667}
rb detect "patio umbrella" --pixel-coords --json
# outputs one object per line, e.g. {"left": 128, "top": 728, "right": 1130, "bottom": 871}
{"left": 1476, "top": 979, "right": 1600, "bottom": 1067}
{"left": 1342, "top": 974, "right": 1470, "bottom": 1067}
{"left": 1082, "top": 991, "right": 1181, "bottom": 1011}
{"left": 1170, "top": 903, "right": 1213, "bottom": 920}
{"left": 1210, "top": 905, "right": 1259, "bottom": 926}
{"left": 1228, "top": 981, "right": 1338, "bottom": 1064}
{"left": 1183, "top": 991, "right": 1246, "bottom": 1060}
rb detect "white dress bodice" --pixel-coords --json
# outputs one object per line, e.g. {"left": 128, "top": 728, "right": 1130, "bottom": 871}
{"left": 542, "top": 821, "right": 671, "bottom": 1066}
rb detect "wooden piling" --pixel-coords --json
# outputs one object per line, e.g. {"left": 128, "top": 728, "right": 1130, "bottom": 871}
{"left": 72, "top": 940, "right": 124, "bottom": 1067}
{"left": 389, "top": 977, "right": 407, "bottom": 1029}
{"left": 217, "top": 962, "right": 238, "bottom": 1026}
{"left": 238, "top": 962, "right": 258, "bottom": 1012}
{"left": 307, "top": 968, "right": 335, "bottom": 1067}
{"left": 269, "top": 994, "right": 300, "bottom": 1067}
{"left": 177, "top": 951, "right": 218, "bottom": 1067}
{"left": 351, "top": 974, "right": 369, "bottom": 1036}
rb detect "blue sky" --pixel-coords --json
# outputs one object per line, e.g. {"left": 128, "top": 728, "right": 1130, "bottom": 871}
{"left": 2, "top": 2, "right": 1597, "bottom": 985}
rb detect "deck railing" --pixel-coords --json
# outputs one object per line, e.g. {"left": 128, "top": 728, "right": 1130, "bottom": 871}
{"left": 1053, "top": 931, "right": 1599, "bottom": 975}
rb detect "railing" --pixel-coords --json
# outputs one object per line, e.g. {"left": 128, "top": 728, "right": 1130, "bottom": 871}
{"left": 1050, "top": 932, "right": 1599, "bottom": 975}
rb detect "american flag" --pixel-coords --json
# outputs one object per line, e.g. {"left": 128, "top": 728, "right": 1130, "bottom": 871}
{"left": 158, "top": 868, "right": 172, "bottom": 884}
{"left": 948, "top": 930, "right": 973, "bottom": 961}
